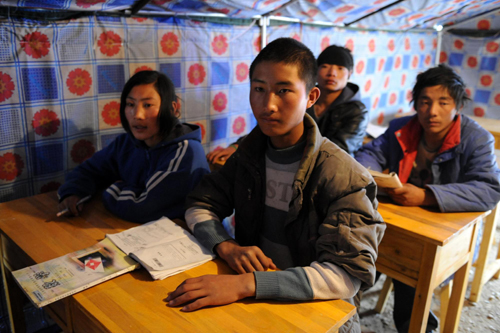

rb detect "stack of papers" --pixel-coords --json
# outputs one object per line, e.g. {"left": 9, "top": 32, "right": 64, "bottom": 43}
{"left": 107, "top": 217, "right": 215, "bottom": 280}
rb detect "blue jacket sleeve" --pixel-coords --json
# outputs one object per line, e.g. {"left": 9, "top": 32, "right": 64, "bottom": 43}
{"left": 428, "top": 133, "right": 500, "bottom": 212}
{"left": 102, "top": 140, "right": 210, "bottom": 223}
{"left": 58, "top": 138, "right": 122, "bottom": 201}
{"left": 354, "top": 127, "right": 393, "bottom": 173}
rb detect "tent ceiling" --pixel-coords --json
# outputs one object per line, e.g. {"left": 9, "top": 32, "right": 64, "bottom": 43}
{"left": 1, "top": 0, "right": 499, "bottom": 31}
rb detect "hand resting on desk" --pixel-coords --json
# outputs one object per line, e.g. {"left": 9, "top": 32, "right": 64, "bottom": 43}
{"left": 385, "top": 183, "right": 437, "bottom": 207}
{"left": 58, "top": 195, "right": 85, "bottom": 217}
{"left": 167, "top": 240, "right": 276, "bottom": 311}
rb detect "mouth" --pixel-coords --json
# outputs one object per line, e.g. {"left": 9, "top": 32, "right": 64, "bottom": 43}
{"left": 132, "top": 125, "right": 147, "bottom": 131}
{"left": 260, "top": 116, "right": 279, "bottom": 124}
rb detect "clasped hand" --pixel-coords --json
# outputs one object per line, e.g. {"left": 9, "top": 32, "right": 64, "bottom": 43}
{"left": 167, "top": 240, "right": 276, "bottom": 311}
{"left": 386, "top": 183, "right": 436, "bottom": 207}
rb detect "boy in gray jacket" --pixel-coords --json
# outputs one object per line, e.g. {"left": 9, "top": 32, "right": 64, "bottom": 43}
{"left": 167, "top": 38, "right": 385, "bottom": 333}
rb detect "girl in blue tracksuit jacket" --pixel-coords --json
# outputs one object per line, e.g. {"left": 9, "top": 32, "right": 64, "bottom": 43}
{"left": 57, "top": 70, "right": 210, "bottom": 223}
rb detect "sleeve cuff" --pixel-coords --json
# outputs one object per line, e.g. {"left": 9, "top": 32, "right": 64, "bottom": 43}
{"left": 193, "top": 219, "right": 233, "bottom": 253}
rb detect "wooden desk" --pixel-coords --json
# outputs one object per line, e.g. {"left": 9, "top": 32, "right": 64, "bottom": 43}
{"left": 376, "top": 199, "right": 488, "bottom": 333}
{"left": 0, "top": 192, "right": 355, "bottom": 333}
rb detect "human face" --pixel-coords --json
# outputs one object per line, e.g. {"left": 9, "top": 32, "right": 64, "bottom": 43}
{"left": 125, "top": 83, "right": 162, "bottom": 147}
{"left": 250, "top": 61, "right": 319, "bottom": 149}
{"left": 416, "top": 85, "right": 458, "bottom": 141}
{"left": 316, "top": 64, "right": 350, "bottom": 92}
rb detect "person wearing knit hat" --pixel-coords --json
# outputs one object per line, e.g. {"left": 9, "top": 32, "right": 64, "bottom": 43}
{"left": 306, "top": 45, "right": 368, "bottom": 155}
{"left": 206, "top": 44, "right": 368, "bottom": 163}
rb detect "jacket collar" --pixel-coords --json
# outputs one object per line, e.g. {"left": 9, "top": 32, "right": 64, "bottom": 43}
{"left": 396, "top": 114, "right": 462, "bottom": 154}
{"left": 238, "top": 113, "right": 322, "bottom": 186}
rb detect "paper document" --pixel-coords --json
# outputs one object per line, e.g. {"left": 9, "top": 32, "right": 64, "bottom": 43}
{"left": 12, "top": 238, "right": 139, "bottom": 308}
{"left": 368, "top": 169, "right": 403, "bottom": 189}
{"left": 107, "top": 217, "right": 215, "bottom": 280}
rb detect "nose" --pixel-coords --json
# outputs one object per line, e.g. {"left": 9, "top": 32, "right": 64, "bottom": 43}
{"left": 328, "top": 66, "right": 337, "bottom": 77}
{"left": 263, "top": 92, "right": 278, "bottom": 113}
{"left": 428, "top": 102, "right": 439, "bottom": 116}
{"left": 132, "top": 105, "right": 146, "bottom": 119}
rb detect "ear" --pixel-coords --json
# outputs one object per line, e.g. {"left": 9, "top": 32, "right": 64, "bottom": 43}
{"left": 172, "top": 100, "right": 181, "bottom": 118}
{"left": 306, "top": 86, "right": 320, "bottom": 109}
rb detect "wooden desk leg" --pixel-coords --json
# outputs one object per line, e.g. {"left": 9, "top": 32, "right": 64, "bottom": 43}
{"left": 0, "top": 237, "right": 27, "bottom": 333}
{"left": 470, "top": 207, "right": 500, "bottom": 302}
{"left": 443, "top": 223, "right": 478, "bottom": 333}
{"left": 409, "top": 244, "right": 440, "bottom": 333}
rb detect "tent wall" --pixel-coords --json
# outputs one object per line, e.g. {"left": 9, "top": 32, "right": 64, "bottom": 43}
{"left": 0, "top": 15, "right": 435, "bottom": 203}
{"left": 440, "top": 32, "right": 500, "bottom": 119}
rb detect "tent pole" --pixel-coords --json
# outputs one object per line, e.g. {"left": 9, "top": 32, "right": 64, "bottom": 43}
{"left": 435, "top": 29, "right": 443, "bottom": 66}
{"left": 260, "top": 16, "right": 268, "bottom": 48}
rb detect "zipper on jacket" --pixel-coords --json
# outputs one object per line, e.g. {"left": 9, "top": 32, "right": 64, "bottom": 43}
{"left": 247, "top": 188, "right": 251, "bottom": 200}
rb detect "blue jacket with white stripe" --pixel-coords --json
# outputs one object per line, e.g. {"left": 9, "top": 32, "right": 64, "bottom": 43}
{"left": 58, "top": 122, "right": 210, "bottom": 223}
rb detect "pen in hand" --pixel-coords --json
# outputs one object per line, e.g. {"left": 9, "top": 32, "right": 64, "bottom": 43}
{"left": 57, "top": 195, "right": 91, "bottom": 217}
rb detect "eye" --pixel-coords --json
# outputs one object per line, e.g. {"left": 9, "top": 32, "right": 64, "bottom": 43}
{"left": 126, "top": 102, "right": 134, "bottom": 107}
{"left": 253, "top": 86, "right": 264, "bottom": 92}
{"left": 278, "top": 88, "right": 290, "bottom": 94}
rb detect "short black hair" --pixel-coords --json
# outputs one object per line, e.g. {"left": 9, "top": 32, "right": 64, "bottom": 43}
{"left": 249, "top": 38, "right": 317, "bottom": 92}
{"left": 120, "top": 70, "right": 177, "bottom": 140}
{"left": 412, "top": 64, "right": 470, "bottom": 109}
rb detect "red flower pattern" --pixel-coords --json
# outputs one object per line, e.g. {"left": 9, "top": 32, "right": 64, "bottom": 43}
{"left": 384, "top": 77, "right": 390, "bottom": 89}
{"left": 467, "top": 56, "right": 477, "bottom": 67}
{"left": 404, "top": 38, "right": 411, "bottom": 50}
{"left": 401, "top": 74, "right": 406, "bottom": 86}
{"left": 454, "top": 40, "right": 464, "bottom": 50}
{"left": 291, "top": 34, "right": 301, "bottom": 42}
{"left": 235, "top": 63, "right": 249, "bottom": 82}
{"left": 132, "top": 17, "right": 147, "bottom": 23}
{"left": 494, "top": 94, "right": 500, "bottom": 106}
{"left": 71, "top": 139, "right": 95, "bottom": 164}
{"left": 486, "top": 42, "right": 499, "bottom": 53}
{"left": 232, "top": 116, "right": 246, "bottom": 135}
{"left": 368, "top": 39, "right": 376, "bottom": 52}
{"left": 364, "top": 80, "right": 371, "bottom": 93}
{"left": 188, "top": 64, "right": 206, "bottom": 86}
{"left": 102, "top": 101, "right": 121, "bottom": 126}
{"left": 20, "top": 32, "right": 50, "bottom": 59}
{"left": 212, "top": 35, "right": 228, "bottom": 55}
{"left": 474, "top": 107, "right": 485, "bottom": 117}
{"left": 67, "top": 68, "right": 92, "bottom": 96}
{"left": 0, "top": 152, "right": 24, "bottom": 181}
{"left": 32, "top": 109, "right": 60, "bottom": 137}
{"left": 389, "top": 8, "right": 405, "bottom": 16}
{"left": 76, "top": 0, "right": 105, "bottom": 8}
{"left": 161, "top": 32, "right": 180, "bottom": 56}
{"left": 480, "top": 75, "right": 492, "bottom": 87}
{"left": 394, "top": 56, "right": 402, "bottom": 69}
{"left": 134, "top": 66, "right": 153, "bottom": 74}
{"left": 477, "top": 20, "right": 490, "bottom": 30}
{"left": 336, "top": 5, "right": 354, "bottom": 13}
{"left": 98, "top": 31, "right": 122, "bottom": 56}
{"left": 212, "top": 92, "right": 228, "bottom": 112}
{"left": 378, "top": 58, "right": 385, "bottom": 72}
{"left": 377, "top": 112, "right": 384, "bottom": 125}
{"left": 345, "top": 39, "right": 354, "bottom": 52}
{"left": 419, "top": 39, "right": 425, "bottom": 50}
{"left": 40, "top": 181, "right": 61, "bottom": 193}
{"left": 439, "top": 52, "right": 448, "bottom": 63}
{"left": 388, "top": 39, "right": 395, "bottom": 52}
{"left": 356, "top": 60, "right": 364, "bottom": 74}
{"left": 389, "top": 93, "right": 397, "bottom": 105}
{"left": 0, "top": 71, "right": 15, "bottom": 103}
{"left": 321, "top": 37, "right": 330, "bottom": 51}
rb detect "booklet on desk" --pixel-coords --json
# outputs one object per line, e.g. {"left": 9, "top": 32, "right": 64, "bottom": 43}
{"left": 12, "top": 237, "right": 140, "bottom": 308}
{"left": 106, "top": 217, "right": 215, "bottom": 280}
{"left": 368, "top": 169, "right": 403, "bottom": 189}
{"left": 13, "top": 217, "right": 214, "bottom": 308}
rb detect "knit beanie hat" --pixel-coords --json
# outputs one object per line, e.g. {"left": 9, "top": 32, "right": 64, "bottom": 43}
{"left": 317, "top": 45, "right": 353, "bottom": 71}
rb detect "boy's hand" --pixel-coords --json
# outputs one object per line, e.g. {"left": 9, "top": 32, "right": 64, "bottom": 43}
{"left": 166, "top": 273, "right": 255, "bottom": 311}
{"left": 58, "top": 195, "right": 84, "bottom": 216}
{"left": 206, "top": 146, "right": 236, "bottom": 164}
{"left": 386, "top": 183, "right": 437, "bottom": 207}
{"left": 215, "top": 240, "right": 276, "bottom": 273}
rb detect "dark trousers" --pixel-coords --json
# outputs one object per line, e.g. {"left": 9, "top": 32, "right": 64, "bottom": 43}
{"left": 392, "top": 279, "right": 438, "bottom": 333}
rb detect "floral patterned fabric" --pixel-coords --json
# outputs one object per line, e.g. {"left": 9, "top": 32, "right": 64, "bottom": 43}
{"left": 0, "top": 1, "right": 499, "bottom": 203}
